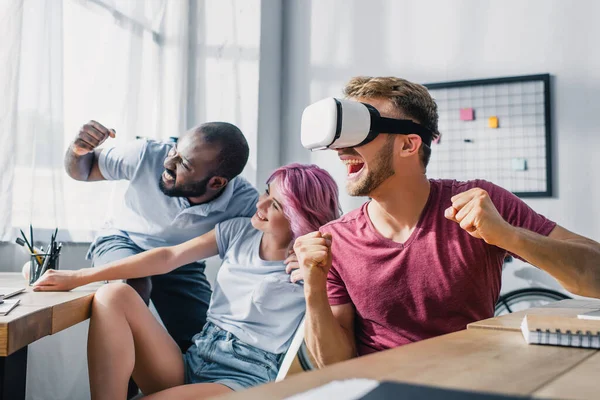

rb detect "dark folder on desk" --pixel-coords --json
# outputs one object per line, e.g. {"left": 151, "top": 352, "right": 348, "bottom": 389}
{"left": 360, "top": 382, "right": 528, "bottom": 400}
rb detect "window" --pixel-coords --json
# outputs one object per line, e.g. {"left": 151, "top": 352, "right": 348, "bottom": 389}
{"left": 5, "top": 0, "right": 185, "bottom": 241}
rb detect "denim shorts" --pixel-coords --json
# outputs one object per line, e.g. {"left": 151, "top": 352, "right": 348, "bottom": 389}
{"left": 183, "top": 322, "right": 283, "bottom": 391}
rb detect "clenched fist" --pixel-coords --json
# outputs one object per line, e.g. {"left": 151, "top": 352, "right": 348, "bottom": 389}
{"left": 444, "top": 188, "right": 514, "bottom": 247}
{"left": 72, "top": 120, "right": 116, "bottom": 156}
{"left": 292, "top": 231, "right": 333, "bottom": 290}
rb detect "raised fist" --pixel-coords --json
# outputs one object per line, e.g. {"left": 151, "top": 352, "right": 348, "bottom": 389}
{"left": 72, "top": 120, "right": 116, "bottom": 156}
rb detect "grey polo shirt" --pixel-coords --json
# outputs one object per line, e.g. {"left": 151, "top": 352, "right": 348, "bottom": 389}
{"left": 88, "top": 139, "right": 258, "bottom": 253}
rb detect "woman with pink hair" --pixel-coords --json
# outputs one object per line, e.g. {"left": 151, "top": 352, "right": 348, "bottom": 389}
{"left": 34, "top": 163, "right": 341, "bottom": 400}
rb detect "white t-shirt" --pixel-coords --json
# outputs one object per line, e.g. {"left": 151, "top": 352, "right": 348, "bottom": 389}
{"left": 207, "top": 217, "right": 305, "bottom": 354}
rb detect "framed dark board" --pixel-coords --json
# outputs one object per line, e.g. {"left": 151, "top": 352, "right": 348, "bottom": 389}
{"left": 424, "top": 74, "right": 552, "bottom": 197}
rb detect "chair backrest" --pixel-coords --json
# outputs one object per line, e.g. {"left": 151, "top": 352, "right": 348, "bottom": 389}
{"left": 275, "top": 316, "right": 306, "bottom": 382}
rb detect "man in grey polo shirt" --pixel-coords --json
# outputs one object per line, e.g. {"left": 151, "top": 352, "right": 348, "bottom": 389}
{"left": 64, "top": 120, "right": 258, "bottom": 351}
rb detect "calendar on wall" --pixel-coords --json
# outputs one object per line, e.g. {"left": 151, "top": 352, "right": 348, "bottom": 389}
{"left": 424, "top": 74, "right": 553, "bottom": 198}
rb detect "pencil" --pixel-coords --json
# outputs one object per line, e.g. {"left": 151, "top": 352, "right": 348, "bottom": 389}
{"left": 19, "top": 229, "right": 33, "bottom": 253}
{"left": 19, "top": 229, "right": 42, "bottom": 266}
{"left": 24, "top": 232, "right": 43, "bottom": 264}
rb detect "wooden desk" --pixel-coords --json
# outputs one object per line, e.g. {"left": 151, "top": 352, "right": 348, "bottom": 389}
{"left": 0, "top": 272, "right": 100, "bottom": 400}
{"left": 467, "top": 299, "right": 600, "bottom": 333}
{"left": 217, "top": 299, "right": 600, "bottom": 400}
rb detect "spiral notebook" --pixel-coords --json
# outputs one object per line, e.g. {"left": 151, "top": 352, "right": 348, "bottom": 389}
{"left": 521, "top": 314, "right": 600, "bottom": 349}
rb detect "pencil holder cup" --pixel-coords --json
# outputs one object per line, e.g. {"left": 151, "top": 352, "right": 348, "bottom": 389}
{"left": 28, "top": 253, "right": 60, "bottom": 285}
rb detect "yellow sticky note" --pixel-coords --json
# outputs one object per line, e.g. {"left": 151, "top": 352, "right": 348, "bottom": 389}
{"left": 488, "top": 116, "right": 498, "bottom": 129}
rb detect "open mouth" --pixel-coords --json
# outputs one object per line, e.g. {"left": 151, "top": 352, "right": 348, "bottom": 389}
{"left": 342, "top": 158, "right": 365, "bottom": 180}
{"left": 162, "top": 170, "right": 176, "bottom": 183}
{"left": 256, "top": 210, "right": 268, "bottom": 221}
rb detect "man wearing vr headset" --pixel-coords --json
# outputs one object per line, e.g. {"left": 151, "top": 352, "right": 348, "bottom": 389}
{"left": 291, "top": 76, "right": 600, "bottom": 367}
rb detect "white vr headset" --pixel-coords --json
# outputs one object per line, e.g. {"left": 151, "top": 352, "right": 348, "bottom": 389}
{"left": 301, "top": 97, "right": 433, "bottom": 151}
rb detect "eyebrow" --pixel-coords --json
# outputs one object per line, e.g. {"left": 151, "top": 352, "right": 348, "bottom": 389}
{"left": 267, "top": 184, "right": 284, "bottom": 209}
{"left": 174, "top": 145, "right": 192, "bottom": 166}
{"left": 180, "top": 154, "right": 192, "bottom": 166}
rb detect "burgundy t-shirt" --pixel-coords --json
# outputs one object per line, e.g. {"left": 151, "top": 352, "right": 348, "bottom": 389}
{"left": 320, "top": 179, "right": 556, "bottom": 356}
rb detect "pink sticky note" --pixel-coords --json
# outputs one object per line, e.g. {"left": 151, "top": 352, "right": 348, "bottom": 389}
{"left": 460, "top": 108, "right": 474, "bottom": 121}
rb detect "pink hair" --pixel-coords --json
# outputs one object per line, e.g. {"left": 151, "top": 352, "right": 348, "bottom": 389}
{"left": 267, "top": 163, "right": 341, "bottom": 239}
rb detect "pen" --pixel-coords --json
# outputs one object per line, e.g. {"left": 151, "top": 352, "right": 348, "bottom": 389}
{"left": 19, "top": 229, "right": 33, "bottom": 253}
{"left": 42, "top": 242, "right": 61, "bottom": 276}
{"left": 53, "top": 243, "right": 63, "bottom": 269}
{"left": 16, "top": 235, "right": 43, "bottom": 266}
{"left": 37, "top": 253, "right": 51, "bottom": 281}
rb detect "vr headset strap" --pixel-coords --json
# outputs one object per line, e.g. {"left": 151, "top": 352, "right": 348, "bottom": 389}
{"left": 376, "top": 116, "right": 433, "bottom": 147}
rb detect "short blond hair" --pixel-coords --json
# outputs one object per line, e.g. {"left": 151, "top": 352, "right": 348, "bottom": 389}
{"left": 344, "top": 76, "right": 440, "bottom": 168}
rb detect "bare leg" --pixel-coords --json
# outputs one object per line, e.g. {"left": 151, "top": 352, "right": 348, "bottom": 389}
{"left": 88, "top": 283, "right": 185, "bottom": 400}
{"left": 143, "top": 383, "right": 233, "bottom": 400}
{"left": 123, "top": 276, "right": 152, "bottom": 398}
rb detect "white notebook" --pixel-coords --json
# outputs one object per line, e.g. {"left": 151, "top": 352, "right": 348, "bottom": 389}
{"left": 0, "top": 287, "right": 26, "bottom": 299}
{"left": 578, "top": 309, "right": 600, "bottom": 321}
{"left": 521, "top": 314, "right": 600, "bottom": 349}
{"left": 0, "top": 299, "right": 21, "bottom": 316}
{"left": 285, "top": 379, "right": 380, "bottom": 400}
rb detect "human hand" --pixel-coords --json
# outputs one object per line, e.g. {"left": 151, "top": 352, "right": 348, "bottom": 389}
{"left": 72, "top": 120, "right": 116, "bottom": 156}
{"left": 292, "top": 231, "right": 333, "bottom": 290}
{"left": 32, "top": 269, "right": 84, "bottom": 292}
{"left": 285, "top": 249, "right": 303, "bottom": 283}
{"left": 444, "top": 188, "right": 514, "bottom": 247}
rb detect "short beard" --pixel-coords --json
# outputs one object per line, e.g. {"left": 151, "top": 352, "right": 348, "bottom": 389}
{"left": 159, "top": 174, "right": 212, "bottom": 198}
{"left": 347, "top": 136, "right": 395, "bottom": 197}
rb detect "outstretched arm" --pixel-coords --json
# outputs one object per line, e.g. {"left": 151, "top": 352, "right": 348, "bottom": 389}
{"left": 33, "top": 230, "right": 219, "bottom": 291}
{"left": 446, "top": 188, "right": 600, "bottom": 297}
{"left": 501, "top": 225, "right": 600, "bottom": 297}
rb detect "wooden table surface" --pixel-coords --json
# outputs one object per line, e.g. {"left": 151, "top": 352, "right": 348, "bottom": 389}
{"left": 216, "top": 299, "right": 600, "bottom": 400}
{"left": 467, "top": 299, "right": 600, "bottom": 332}
{"left": 0, "top": 272, "right": 101, "bottom": 357}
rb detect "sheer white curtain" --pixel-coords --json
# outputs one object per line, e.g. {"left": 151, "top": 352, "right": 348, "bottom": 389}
{"left": 1, "top": 2, "right": 191, "bottom": 398}
{"left": 1, "top": 0, "right": 189, "bottom": 243}
{"left": 0, "top": 0, "right": 26, "bottom": 240}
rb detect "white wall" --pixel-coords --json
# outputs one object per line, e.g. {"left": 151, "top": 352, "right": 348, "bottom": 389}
{"left": 187, "top": 0, "right": 282, "bottom": 187}
{"left": 280, "top": 0, "right": 600, "bottom": 295}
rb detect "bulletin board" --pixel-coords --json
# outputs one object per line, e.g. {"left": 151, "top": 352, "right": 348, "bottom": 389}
{"left": 424, "top": 74, "right": 553, "bottom": 197}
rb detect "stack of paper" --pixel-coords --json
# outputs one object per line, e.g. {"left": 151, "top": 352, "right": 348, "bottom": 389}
{"left": 285, "top": 379, "right": 379, "bottom": 400}
{"left": 0, "top": 287, "right": 25, "bottom": 316}
{"left": 0, "top": 299, "right": 21, "bottom": 316}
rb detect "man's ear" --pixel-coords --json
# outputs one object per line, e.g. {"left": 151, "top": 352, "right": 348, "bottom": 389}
{"left": 399, "top": 134, "right": 422, "bottom": 157}
{"left": 209, "top": 176, "right": 229, "bottom": 190}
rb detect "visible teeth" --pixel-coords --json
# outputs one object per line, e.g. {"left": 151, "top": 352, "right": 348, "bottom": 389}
{"left": 342, "top": 159, "right": 364, "bottom": 165}
{"left": 163, "top": 171, "right": 175, "bottom": 181}
{"left": 257, "top": 211, "right": 267, "bottom": 221}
